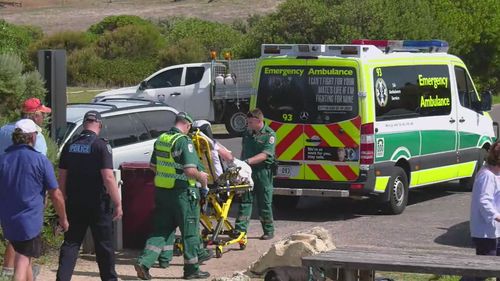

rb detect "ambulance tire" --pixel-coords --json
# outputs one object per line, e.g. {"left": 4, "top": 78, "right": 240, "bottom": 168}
{"left": 459, "top": 148, "right": 487, "bottom": 191}
{"left": 382, "top": 167, "right": 409, "bottom": 215}
{"left": 224, "top": 106, "right": 248, "bottom": 137}
{"left": 273, "top": 195, "right": 300, "bottom": 209}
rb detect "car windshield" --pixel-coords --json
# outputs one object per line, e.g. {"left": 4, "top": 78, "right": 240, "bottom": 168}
{"left": 257, "top": 65, "right": 359, "bottom": 124}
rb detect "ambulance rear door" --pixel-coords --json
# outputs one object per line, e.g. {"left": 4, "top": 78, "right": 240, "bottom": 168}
{"left": 256, "top": 59, "right": 361, "bottom": 183}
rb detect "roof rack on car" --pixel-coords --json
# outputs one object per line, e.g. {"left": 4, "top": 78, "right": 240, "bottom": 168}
{"left": 98, "top": 98, "right": 165, "bottom": 105}
{"left": 68, "top": 103, "right": 118, "bottom": 110}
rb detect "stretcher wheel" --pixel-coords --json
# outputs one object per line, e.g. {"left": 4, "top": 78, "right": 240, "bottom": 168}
{"left": 215, "top": 246, "right": 223, "bottom": 258}
{"left": 239, "top": 243, "right": 246, "bottom": 250}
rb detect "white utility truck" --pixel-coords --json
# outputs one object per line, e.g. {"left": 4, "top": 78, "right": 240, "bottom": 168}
{"left": 93, "top": 59, "right": 257, "bottom": 136}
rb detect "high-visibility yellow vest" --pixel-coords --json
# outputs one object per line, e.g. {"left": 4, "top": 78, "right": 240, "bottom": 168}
{"left": 154, "top": 133, "right": 196, "bottom": 189}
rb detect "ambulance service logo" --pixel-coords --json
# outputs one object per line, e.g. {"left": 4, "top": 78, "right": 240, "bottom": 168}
{"left": 376, "top": 138, "right": 384, "bottom": 158}
{"left": 375, "top": 78, "right": 388, "bottom": 107}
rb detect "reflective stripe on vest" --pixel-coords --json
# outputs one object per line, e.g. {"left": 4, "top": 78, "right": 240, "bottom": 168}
{"left": 154, "top": 133, "right": 196, "bottom": 189}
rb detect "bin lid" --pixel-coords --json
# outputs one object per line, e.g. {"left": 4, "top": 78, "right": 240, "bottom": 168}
{"left": 120, "top": 162, "right": 151, "bottom": 170}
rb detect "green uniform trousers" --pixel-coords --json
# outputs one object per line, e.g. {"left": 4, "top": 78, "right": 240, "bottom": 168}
{"left": 137, "top": 187, "right": 201, "bottom": 275}
{"left": 235, "top": 167, "right": 274, "bottom": 235}
{"left": 157, "top": 233, "right": 209, "bottom": 266}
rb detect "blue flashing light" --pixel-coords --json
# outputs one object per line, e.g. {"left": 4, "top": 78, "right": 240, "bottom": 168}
{"left": 402, "top": 40, "right": 449, "bottom": 48}
{"left": 353, "top": 39, "right": 449, "bottom": 53}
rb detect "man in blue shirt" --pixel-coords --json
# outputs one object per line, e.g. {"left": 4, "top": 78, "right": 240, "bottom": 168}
{"left": 0, "top": 97, "right": 52, "bottom": 278}
{"left": 0, "top": 119, "right": 68, "bottom": 281}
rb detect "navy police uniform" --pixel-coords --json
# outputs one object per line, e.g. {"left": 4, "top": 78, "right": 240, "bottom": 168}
{"left": 56, "top": 111, "right": 118, "bottom": 281}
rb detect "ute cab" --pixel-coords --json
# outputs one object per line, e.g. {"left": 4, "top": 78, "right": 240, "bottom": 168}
{"left": 252, "top": 40, "right": 496, "bottom": 214}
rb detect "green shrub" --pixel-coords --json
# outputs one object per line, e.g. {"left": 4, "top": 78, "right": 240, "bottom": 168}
{"left": 28, "top": 31, "right": 94, "bottom": 64}
{"left": 67, "top": 47, "right": 103, "bottom": 86}
{"left": 0, "top": 20, "right": 42, "bottom": 66}
{"left": 68, "top": 48, "right": 156, "bottom": 86}
{"left": 162, "top": 17, "right": 243, "bottom": 55}
{"left": 88, "top": 15, "right": 154, "bottom": 35}
{"left": 96, "top": 24, "right": 165, "bottom": 60}
{"left": 0, "top": 53, "right": 46, "bottom": 122}
{"left": 0, "top": 53, "right": 27, "bottom": 120}
{"left": 158, "top": 38, "right": 207, "bottom": 67}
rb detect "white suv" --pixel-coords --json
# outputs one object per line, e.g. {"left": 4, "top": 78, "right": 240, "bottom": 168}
{"left": 57, "top": 99, "right": 179, "bottom": 168}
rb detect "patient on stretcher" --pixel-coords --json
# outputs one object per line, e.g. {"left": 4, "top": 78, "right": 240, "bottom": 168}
{"left": 191, "top": 120, "right": 253, "bottom": 188}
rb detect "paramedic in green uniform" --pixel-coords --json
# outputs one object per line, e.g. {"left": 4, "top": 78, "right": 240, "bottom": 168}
{"left": 135, "top": 112, "right": 210, "bottom": 280}
{"left": 234, "top": 108, "right": 276, "bottom": 240}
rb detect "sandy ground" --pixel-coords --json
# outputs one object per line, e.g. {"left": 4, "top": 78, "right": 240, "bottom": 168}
{"left": 0, "top": 0, "right": 284, "bottom": 34}
{"left": 36, "top": 219, "right": 299, "bottom": 280}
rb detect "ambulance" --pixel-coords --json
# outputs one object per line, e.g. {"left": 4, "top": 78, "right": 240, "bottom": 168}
{"left": 251, "top": 40, "right": 496, "bottom": 214}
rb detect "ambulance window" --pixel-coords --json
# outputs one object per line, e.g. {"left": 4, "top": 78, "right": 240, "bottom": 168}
{"left": 374, "top": 65, "right": 451, "bottom": 120}
{"left": 455, "top": 66, "right": 478, "bottom": 111}
{"left": 256, "top": 66, "right": 358, "bottom": 124}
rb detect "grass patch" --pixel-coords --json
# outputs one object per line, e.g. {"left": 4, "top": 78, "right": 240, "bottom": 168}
{"left": 493, "top": 94, "right": 500, "bottom": 105}
{"left": 67, "top": 87, "right": 107, "bottom": 103}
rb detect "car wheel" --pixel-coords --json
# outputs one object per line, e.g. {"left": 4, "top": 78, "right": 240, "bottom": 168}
{"left": 381, "top": 166, "right": 408, "bottom": 215}
{"left": 224, "top": 106, "right": 248, "bottom": 137}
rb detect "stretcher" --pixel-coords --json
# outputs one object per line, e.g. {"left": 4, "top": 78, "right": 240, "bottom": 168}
{"left": 192, "top": 129, "right": 252, "bottom": 258}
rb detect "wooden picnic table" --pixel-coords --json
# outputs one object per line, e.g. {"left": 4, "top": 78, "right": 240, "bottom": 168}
{"left": 302, "top": 247, "right": 500, "bottom": 281}
{"left": 0, "top": 1, "right": 22, "bottom": 8}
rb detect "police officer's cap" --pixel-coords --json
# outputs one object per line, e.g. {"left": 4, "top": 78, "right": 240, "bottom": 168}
{"left": 84, "top": 110, "right": 103, "bottom": 123}
{"left": 175, "top": 112, "right": 193, "bottom": 124}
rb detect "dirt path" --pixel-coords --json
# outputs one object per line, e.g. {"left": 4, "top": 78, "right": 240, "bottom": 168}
{"left": 36, "top": 220, "right": 308, "bottom": 280}
{"left": 0, "top": 0, "right": 284, "bottom": 34}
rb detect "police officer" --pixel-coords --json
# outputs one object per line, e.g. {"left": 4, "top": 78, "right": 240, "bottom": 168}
{"left": 135, "top": 112, "right": 210, "bottom": 280}
{"left": 234, "top": 108, "right": 276, "bottom": 240}
{"left": 56, "top": 110, "right": 123, "bottom": 281}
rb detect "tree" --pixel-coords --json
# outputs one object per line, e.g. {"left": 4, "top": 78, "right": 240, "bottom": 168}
{"left": 0, "top": 53, "right": 46, "bottom": 122}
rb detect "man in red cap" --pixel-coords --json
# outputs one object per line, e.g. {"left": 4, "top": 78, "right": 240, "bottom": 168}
{"left": 0, "top": 97, "right": 51, "bottom": 279}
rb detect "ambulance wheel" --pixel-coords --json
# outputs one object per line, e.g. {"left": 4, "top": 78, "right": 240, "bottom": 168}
{"left": 460, "top": 148, "right": 487, "bottom": 191}
{"left": 215, "top": 246, "right": 223, "bottom": 258}
{"left": 224, "top": 106, "right": 248, "bottom": 137}
{"left": 382, "top": 167, "right": 408, "bottom": 215}
{"left": 273, "top": 195, "right": 299, "bottom": 209}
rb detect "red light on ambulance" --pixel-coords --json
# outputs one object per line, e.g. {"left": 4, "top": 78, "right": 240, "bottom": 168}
{"left": 352, "top": 39, "right": 389, "bottom": 48}
{"left": 360, "top": 123, "right": 375, "bottom": 165}
{"left": 350, "top": 183, "right": 364, "bottom": 190}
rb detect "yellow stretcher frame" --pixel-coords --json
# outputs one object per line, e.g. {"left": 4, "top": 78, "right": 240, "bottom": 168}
{"left": 191, "top": 130, "right": 252, "bottom": 258}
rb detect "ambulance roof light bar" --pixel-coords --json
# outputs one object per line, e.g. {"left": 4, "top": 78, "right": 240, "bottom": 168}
{"left": 261, "top": 44, "right": 367, "bottom": 57}
{"left": 351, "top": 39, "right": 449, "bottom": 53}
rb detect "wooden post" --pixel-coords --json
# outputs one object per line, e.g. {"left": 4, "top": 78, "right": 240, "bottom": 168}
{"left": 359, "top": 270, "right": 375, "bottom": 281}
{"left": 343, "top": 268, "right": 357, "bottom": 281}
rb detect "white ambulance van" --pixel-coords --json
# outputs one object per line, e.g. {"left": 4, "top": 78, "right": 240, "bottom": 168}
{"left": 251, "top": 40, "right": 496, "bottom": 214}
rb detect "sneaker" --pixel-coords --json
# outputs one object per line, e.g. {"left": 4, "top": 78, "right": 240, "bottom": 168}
{"left": 198, "top": 249, "right": 214, "bottom": 263}
{"left": 159, "top": 261, "right": 170, "bottom": 268}
{"left": 260, "top": 233, "right": 274, "bottom": 240}
{"left": 134, "top": 263, "right": 152, "bottom": 280}
{"left": 183, "top": 270, "right": 210, "bottom": 279}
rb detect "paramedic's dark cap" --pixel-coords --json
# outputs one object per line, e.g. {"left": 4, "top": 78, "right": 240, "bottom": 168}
{"left": 176, "top": 112, "right": 193, "bottom": 124}
{"left": 84, "top": 110, "right": 103, "bottom": 122}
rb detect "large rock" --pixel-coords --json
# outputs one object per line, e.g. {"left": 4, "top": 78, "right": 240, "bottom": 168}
{"left": 246, "top": 227, "right": 335, "bottom": 276}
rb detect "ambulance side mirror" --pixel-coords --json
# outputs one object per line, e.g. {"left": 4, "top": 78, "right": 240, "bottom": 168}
{"left": 480, "top": 90, "right": 493, "bottom": 111}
